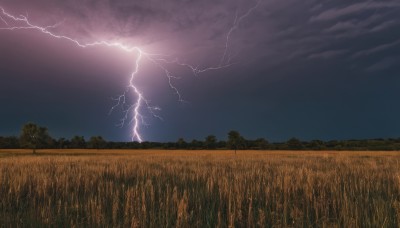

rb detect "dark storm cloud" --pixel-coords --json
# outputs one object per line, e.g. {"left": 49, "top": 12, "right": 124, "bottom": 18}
{"left": 246, "top": 0, "right": 400, "bottom": 80}
{"left": 1, "top": 0, "right": 399, "bottom": 62}
{"left": 1, "top": 0, "right": 400, "bottom": 141}
{"left": 352, "top": 39, "right": 400, "bottom": 58}
{"left": 1, "top": 0, "right": 259, "bottom": 56}
{"left": 310, "top": 1, "right": 400, "bottom": 22}
{"left": 366, "top": 57, "right": 398, "bottom": 72}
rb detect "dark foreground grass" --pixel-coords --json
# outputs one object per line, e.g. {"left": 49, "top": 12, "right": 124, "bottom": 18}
{"left": 0, "top": 150, "right": 400, "bottom": 227}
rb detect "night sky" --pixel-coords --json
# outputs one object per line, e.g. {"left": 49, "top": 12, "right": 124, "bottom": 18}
{"left": 1, "top": 0, "right": 400, "bottom": 142}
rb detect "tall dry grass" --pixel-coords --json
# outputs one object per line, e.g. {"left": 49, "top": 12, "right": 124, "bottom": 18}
{"left": 0, "top": 150, "right": 400, "bottom": 227}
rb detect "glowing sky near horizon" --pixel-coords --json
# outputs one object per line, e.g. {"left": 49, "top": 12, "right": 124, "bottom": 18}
{"left": 1, "top": 0, "right": 400, "bottom": 142}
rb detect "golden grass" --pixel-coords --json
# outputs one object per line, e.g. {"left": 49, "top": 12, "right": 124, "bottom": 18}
{"left": 1, "top": 149, "right": 400, "bottom": 227}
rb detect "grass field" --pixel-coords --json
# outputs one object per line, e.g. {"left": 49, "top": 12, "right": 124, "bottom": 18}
{"left": 1, "top": 149, "right": 400, "bottom": 227}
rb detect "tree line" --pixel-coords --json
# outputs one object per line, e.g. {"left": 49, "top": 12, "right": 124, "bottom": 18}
{"left": 1, "top": 123, "right": 400, "bottom": 152}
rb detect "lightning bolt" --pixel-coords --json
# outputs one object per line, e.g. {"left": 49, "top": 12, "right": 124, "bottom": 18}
{"left": 0, "top": 1, "right": 261, "bottom": 142}
{"left": 220, "top": 0, "right": 262, "bottom": 67}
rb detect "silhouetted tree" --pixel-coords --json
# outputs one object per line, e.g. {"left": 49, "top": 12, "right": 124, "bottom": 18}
{"left": 205, "top": 135, "right": 217, "bottom": 149}
{"left": 19, "top": 123, "right": 51, "bottom": 153}
{"left": 287, "top": 137, "right": 302, "bottom": 150}
{"left": 88, "top": 136, "right": 106, "bottom": 149}
{"left": 0, "top": 136, "right": 20, "bottom": 149}
{"left": 190, "top": 139, "right": 203, "bottom": 150}
{"left": 127, "top": 141, "right": 141, "bottom": 149}
{"left": 227, "top": 130, "right": 245, "bottom": 154}
{"left": 217, "top": 140, "right": 227, "bottom": 149}
{"left": 326, "top": 140, "right": 340, "bottom": 149}
{"left": 57, "top": 138, "right": 67, "bottom": 149}
{"left": 0, "top": 137, "right": 5, "bottom": 149}
{"left": 176, "top": 138, "right": 187, "bottom": 149}
{"left": 255, "top": 138, "right": 269, "bottom": 150}
{"left": 309, "top": 140, "right": 325, "bottom": 150}
{"left": 70, "top": 136, "right": 86, "bottom": 149}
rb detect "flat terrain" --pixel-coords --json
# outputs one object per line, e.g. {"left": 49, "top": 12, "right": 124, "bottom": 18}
{"left": 1, "top": 149, "right": 400, "bottom": 227}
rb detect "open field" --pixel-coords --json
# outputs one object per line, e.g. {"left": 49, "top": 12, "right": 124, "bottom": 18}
{"left": 1, "top": 149, "right": 400, "bottom": 227}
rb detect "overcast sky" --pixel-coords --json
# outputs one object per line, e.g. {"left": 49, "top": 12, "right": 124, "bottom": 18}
{"left": 1, "top": 0, "right": 400, "bottom": 142}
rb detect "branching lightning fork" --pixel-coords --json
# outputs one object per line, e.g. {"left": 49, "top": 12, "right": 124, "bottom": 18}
{"left": 0, "top": 1, "right": 260, "bottom": 142}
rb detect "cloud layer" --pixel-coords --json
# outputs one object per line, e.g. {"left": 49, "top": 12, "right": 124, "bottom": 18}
{"left": 0, "top": 0, "right": 400, "bottom": 141}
